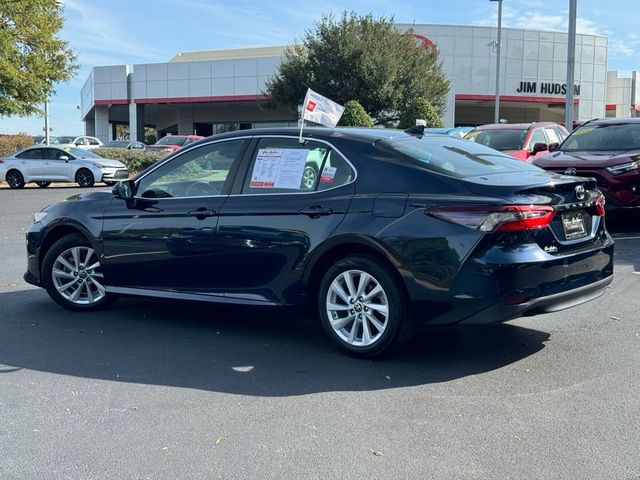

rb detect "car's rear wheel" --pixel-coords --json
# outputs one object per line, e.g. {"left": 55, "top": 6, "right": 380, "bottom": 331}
{"left": 317, "top": 255, "right": 412, "bottom": 357}
{"left": 75, "top": 168, "right": 95, "bottom": 187}
{"left": 42, "top": 234, "right": 116, "bottom": 311}
{"left": 36, "top": 181, "right": 51, "bottom": 188}
{"left": 6, "top": 170, "right": 25, "bottom": 189}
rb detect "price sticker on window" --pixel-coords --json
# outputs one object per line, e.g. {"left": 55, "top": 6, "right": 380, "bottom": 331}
{"left": 320, "top": 166, "right": 337, "bottom": 183}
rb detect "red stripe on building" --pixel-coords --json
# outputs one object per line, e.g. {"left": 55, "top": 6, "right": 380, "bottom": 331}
{"left": 133, "top": 94, "right": 270, "bottom": 104}
{"left": 95, "top": 99, "right": 129, "bottom": 105}
{"left": 455, "top": 94, "right": 579, "bottom": 104}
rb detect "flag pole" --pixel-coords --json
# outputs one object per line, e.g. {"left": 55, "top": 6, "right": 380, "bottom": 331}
{"left": 298, "top": 119, "right": 305, "bottom": 143}
{"left": 299, "top": 89, "right": 309, "bottom": 143}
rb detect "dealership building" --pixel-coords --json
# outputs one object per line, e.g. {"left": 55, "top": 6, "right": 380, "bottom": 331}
{"left": 81, "top": 23, "right": 631, "bottom": 142}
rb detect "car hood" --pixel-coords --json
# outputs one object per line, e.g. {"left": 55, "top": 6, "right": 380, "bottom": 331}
{"left": 82, "top": 157, "right": 126, "bottom": 168}
{"left": 534, "top": 150, "right": 640, "bottom": 168}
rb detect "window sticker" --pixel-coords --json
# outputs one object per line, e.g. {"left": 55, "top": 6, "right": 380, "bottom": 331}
{"left": 250, "top": 148, "right": 309, "bottom": 189}
{"left": 319, "top": 166, "right": 337, "bottom": 183}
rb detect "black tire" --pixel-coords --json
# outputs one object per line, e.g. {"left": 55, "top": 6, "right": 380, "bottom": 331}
{"left": 301, "top": 164, "right": 318, "bottom": 189}
{"left": 75, "top": 168, "right": 95, "bottom": 187}
{"left": 41, "top": 233, "right": 116, "bottom": 311}
{"left": 36, "top": 181, "right": 51, "bottom": 188}
{"left": 317, "top": 254, "right": 413, "bottom": 358}
{"left": 6, "top": 169, "right": 25, "bottom": 189}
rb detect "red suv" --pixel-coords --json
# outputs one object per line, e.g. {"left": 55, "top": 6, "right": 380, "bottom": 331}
{"left": 464, "top": 122, "right": 569, "bottom": 162}
{"left": 147, "top": 134, "right": 205, "bottom": 153}
{"left": 534, "top": 118, "right": 640, "bottom": 210}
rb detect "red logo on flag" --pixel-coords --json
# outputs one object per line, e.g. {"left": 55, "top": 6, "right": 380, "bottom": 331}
{"left": 306, "top": 100, "right": 317, "bottom": 112}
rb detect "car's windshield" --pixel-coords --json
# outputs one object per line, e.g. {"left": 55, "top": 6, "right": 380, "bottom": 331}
{"left": 66, "top": 148, "right": 101, "bottom": 159}
{"left": 384, "top": 136, "right": 541, "bottom": 179}
{"left": 464, "top": 129, "right": 528, "bottom": 151}
{"left": 50, "top": 136, "right": 77, "bottom": 145}
{"left": 104, "top": 141, "right": 129, "bottom": 148}
{"left": 156, "top": 136, "right": 187, "bottom": 146}
{"left": 560, "top": 123, "right": 640, "bottom": 152}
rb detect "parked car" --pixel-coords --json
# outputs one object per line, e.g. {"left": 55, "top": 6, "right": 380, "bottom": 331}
{"left": 1, "top": 146, "right": 128, "bottom": 188}
{"left": 464, "top": 122, "right": 569, "bottom": 161}
{"left": 25, "top": 128, "right": 613, "bottom": 357}
{"left": 425, "top": 127, "right": 474, "bottom": 138}
{"left": 147, "top": 134, "right": 204, "bottom": 153}
{"left": 40, "top": 136, "right": 104, "bottom": 150}
{"left": 534, "top": 118, "right": 640, "bottom": 210}
{"left": 100, "top": 140, "right": 146, "bottom": 151}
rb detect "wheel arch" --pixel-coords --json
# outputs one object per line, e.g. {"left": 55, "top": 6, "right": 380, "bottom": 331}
{"left": 303, "top": 235, "right": 409, "bottom": 297}
{"left": 39, "top": 222, "right": 99, "bottom": 270}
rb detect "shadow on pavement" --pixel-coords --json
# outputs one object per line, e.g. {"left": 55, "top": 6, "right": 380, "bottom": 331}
{"left": 0, "top": 289, "right": 549, "bottom": 396}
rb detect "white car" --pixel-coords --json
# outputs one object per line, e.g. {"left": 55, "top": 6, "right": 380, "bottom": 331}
{"left": 41, "top": 135, "right": 104, "bottom": 150}
{"left": 0, "top": 146, "right": 128, "bottom": 189}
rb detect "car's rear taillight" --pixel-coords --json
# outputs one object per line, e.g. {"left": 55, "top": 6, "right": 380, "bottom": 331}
{"left": 595, "top": 194, "right": 606, "bottom": 216}
{"left": 430, "top": 205, "right": 555, "bottom": 232}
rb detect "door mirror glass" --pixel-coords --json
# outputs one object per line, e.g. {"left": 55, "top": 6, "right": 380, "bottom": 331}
{"left": 113, "top": 179, "right": 136, "bottom": 200}
{"left": 531, "top": 142, "right": 548, "bottom": 154}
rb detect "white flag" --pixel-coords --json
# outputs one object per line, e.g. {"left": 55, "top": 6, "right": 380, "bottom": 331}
{"left": 301, "top": 88, "right": 345, "bottom": 128}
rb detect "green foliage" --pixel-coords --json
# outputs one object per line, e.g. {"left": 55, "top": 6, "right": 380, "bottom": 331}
{"left": 144, "top": 127, "right": 157, "bottom": 145}
{"left": 398, "top": 97, "right": 444, "bottom": 129}
{"left": 0, "top": 133, "right": 33, "bottom": 157}
{"left": 338, "top": 100, "right": 374, "bottom": 127}
{"left": 93, "top": 148, "right": 168, "bottom": 174}
{"left": 265, "top": 12, "right": 450, "bottom": 124}
{"left": 0, "top": 0, "right": 78, "bottom": 116}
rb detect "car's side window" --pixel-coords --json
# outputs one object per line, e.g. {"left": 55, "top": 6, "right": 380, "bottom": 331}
{"left": 316, "top": 150, "right": 355, "bottom": 192}
{"left": 89, "top": 137, "right": 100, "bottom": 146}
{"left": 136, "top": 139, "right": 245, "bottom": 199}
{"left": 544, "top": 128, "right": 560, "bottom": 145}
{"left": 48, "top": 149, "right": 72, "bottom": 160}
{"left": 554, "top": 127, "right": 568, "bottom": 142}
{"left": 16, "top": 149, "right": 45, "bottom": 160}
{"left": 528, "top": 129, "right": 547, "bottom": 149}
{"left": 241, "top": 138, "right": 353, "bottom": 194}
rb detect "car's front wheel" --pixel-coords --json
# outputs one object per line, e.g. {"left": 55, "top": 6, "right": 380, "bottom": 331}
{"left": 317, "top": 255, "right": 412, "bottom": 357}
{"left": 41, "top": 234, "right": 116, "bottom": 311}
{"left": 75, "top": 168, "right": 95, "bottom": 187}
{"left": 36, "top": 181, "right": 51, "bottom": 188}
{"left": 6, "top": 170, "right": 25, "bottom": 189}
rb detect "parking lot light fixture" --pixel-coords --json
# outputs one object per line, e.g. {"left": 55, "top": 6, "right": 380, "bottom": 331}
{"left": 490, "top": 0, "right": 503, "bottom": 124}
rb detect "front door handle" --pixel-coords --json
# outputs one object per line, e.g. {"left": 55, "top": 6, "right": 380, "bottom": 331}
{"left": 188, "top": 208, "right": 217, "bottom": 220}
{"left": 299, "top": 206, "right": 333, "bottom": 218}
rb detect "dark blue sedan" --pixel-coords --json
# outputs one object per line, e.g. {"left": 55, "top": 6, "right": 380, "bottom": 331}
{"left": 24, "top": 127, "right": 613, "bottom": 357}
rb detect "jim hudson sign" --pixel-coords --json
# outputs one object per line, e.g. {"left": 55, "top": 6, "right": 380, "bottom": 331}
{"left": 516, "top": 81, "right": 581, "bottom": 96}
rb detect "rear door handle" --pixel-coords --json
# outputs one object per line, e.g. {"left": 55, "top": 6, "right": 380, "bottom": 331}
{"left": 188, "top": 208, "right": 217, "bottom": 220}
{"left": 299, "top": 206, "right": 333, "bottom": 217}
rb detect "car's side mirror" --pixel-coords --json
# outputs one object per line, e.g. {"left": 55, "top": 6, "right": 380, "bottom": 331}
{"left": 548, "top": 142, "right": 560, "bottom": 152}
{"left": 113, "top": 179, "right": 136, "bottom": 200}
{"left": 531, "top": 142, "right": 548, "bottom": 154}
{"left": 59, "top": 155, "right": 70, "bottom": 162}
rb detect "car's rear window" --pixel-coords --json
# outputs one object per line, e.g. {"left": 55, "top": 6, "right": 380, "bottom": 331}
{"left": 465, "top": 128, "right": 527, "bottom": 151}
{"left": 156, "top": 136, "right": 187, "bottom": 146}
{"left": 560, "top": 123, "right": 640, "bottom": 152}
{"left": 382, "top": 136, "right": 541, "bottom": 179}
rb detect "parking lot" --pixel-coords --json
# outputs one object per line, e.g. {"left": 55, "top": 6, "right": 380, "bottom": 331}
{"left": 1, "top": 186, "right": 639, "bottom": 479}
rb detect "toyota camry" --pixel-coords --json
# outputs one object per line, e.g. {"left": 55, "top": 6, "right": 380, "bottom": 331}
{"left": 24, "top": 127, "right": 614, "bottom": 357}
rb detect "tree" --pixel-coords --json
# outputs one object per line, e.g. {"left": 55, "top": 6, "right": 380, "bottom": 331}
{"left": 338, "top": 100, "right": 374, "bottom": 127}
{"left": 398, "top": 97, "right": 444, "bottom": 129}
{"left": 0, "top": 0, "right": 77, "bottom": 116}
{"left": 265, "top": 12, "right": 450, "bottom": 125}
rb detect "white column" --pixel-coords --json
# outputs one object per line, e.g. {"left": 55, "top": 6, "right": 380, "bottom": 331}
{"left": 129, "top": 102, "right": 138, "bottom": 142}
{"left": 94, "top": 106, "right": 110, "bottom": 143}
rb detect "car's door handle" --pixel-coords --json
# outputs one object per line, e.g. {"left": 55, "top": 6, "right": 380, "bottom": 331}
{"left": 188, "top": 208, "right": 217, "bottom": 220}
{"left": 299, "top": 206, "right": 333, "bottom": 217}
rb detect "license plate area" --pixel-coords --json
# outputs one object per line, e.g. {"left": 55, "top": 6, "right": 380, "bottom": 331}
{"left": 561, "top": 212, "right": 587, "bottom": 240}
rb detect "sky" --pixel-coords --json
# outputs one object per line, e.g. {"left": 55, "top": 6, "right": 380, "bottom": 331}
{"left": 1, "top": 0, "right": 637, "bottom": 135}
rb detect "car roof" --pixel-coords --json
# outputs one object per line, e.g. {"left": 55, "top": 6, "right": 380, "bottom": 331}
{"left": 585, "top": 117, "right": 640, "bottom": 126}
{"left": 201, "top": 126, "right": 418, "bottom": 143}
{"left": 474, "top": 122, "right": 559, "bottom": 130}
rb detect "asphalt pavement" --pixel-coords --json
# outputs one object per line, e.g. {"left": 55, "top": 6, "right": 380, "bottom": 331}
{"left": 0, "top": 186, "right": 639, "bottom": 479}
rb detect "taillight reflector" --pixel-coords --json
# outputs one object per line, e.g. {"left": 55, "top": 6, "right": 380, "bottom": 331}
{"left": 595, "top": 194, "right": 606, "bottom": 216}
{"left": 431, "top": 205, "right": 555, "bottom": 233}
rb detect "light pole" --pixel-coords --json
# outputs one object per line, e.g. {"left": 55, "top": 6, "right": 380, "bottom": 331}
{"left": 44, "top": 100, "right": 50, "bottom": 145}
{"left": 490, "top": 0, "right": 503, "bottom": 124}
{"left": 565, "top": 0, "right": 577, "bottom": 132}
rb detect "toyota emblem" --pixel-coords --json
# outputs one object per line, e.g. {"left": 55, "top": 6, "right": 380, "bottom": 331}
{"left": 564, "top": 167, "right": 577, "bottom": 176}
{"left": 575, "top": 185, "right": 586, "bottom": 201}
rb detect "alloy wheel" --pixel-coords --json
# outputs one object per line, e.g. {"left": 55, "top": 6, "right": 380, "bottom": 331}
{"left": 6, "top": 170, "right": 24, "bottom": 189}
{"left": 76, "top": 169, "right": 94, "bottom": 187}
{"left": 51, "top": 246, "right": 106, "bottom": 305}
{"left": 326, "top": 269, "right": 389, "bottom": 347}
{"left": 302, "top": 166, "right": 317, "bottom": 189}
